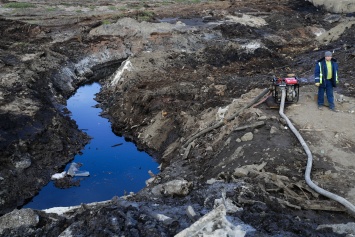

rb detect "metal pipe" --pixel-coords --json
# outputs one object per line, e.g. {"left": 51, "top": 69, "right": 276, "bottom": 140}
{"left": 279, "top": 87, "right": 355, "bottom": 216}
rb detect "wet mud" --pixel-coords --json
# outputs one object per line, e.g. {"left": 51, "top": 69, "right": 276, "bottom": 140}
{"left": 1, "top": 0, "right": 355, "bottom": 236}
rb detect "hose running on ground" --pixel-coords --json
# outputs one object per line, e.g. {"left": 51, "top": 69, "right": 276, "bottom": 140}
{"left": 279, "top": 88, "right": 355, "bottom": 216}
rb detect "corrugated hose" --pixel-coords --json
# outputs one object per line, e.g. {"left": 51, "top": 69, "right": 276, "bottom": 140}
{"left": 279, "top": 87, "right": 355, "bottom": 216}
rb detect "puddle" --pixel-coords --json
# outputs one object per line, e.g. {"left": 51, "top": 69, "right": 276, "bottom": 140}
{"left": 24, "top": 83, "right": 159, "bottom": 209}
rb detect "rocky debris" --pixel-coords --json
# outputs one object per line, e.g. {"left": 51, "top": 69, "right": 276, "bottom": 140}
{"left": 240, "top": 132, "right": 254, "bottom": 142}
{"left": 175, "top": 205, "right": 246, "bottom": 237}
{"left": 316, "top": 19, "right": 355, "bottom": 45}
{"left": 161, "top": 179, "right": 193, "bottom": 197}
{"left": 1, "top": 0, "right": 355, "bottom": 236}
{"left": 225, "top": 14, "right": 267, "bottom": 28}
{"left": 0, "top": 209, "right": 39, "bottom": 234}
{"left": 317, "top": 222, "right": 355, "bottom": 235}
{"left": 149, "top": 179, "right": 193, "bottom": 198}
{"left": 308, "top": 0, "right": 355, "bottom": 13}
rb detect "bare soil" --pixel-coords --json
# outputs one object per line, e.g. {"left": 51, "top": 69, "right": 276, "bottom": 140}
{"left": 1, "top": 0, "right": 355, "bottom": 236}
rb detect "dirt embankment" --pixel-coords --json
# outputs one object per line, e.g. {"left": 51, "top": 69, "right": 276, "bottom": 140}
{"left": 1, "top": 0, "right": 355, "bottom": 236}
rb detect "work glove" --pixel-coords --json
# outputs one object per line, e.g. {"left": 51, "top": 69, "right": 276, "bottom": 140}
{"left": 315, "top": 83, "right": 320, "bottom": 87}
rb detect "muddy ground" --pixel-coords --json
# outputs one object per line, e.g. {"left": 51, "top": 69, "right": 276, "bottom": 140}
{"left": 1, "top": 0, "right": 355, "bottom": 236}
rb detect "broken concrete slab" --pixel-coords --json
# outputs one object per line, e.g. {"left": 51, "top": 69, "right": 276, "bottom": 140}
{"left": 175, "top": 205, "right": 246, "bottom": 237}
{"left": 308, "top": 0, "right": 355, "bottom": 13}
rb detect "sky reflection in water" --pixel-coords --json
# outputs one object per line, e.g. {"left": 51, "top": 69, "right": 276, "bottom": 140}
{"left": 24, "top": 83, "right": 158, "bottom": 209}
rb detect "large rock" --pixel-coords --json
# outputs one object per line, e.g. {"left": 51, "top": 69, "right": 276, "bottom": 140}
{"left": 161, "top": 179, "right": 193, "bottom": 197}
{"left": 0, "top": 209, "right": 39, "bottom": 234}
{"left": 308, "top": 0, "right": 355, "bottom": 13}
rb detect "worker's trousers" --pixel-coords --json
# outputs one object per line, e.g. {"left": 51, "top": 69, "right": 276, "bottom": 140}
{"left": 318, "top": 79, "right": 335, "bottom": 109}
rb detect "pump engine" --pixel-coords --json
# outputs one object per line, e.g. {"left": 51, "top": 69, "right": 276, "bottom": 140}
{"left": 272, "top": 75, "right": 299, "bottom": 104}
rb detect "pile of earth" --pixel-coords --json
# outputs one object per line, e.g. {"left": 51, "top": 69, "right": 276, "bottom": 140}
{"left": 1, "top": 0, "right": 355, "bottom": 236}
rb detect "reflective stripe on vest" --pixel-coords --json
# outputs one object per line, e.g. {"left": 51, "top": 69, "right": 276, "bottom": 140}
{"left": 336, "top": 71, "right": 338, "bottom": 82}
{"left": 318, "top": 62, "right": 323, "bottom": 84}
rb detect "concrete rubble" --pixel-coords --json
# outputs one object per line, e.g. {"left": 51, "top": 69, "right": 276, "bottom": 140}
{"left": 1, "top": 0, "right": 355, "bottom": 236}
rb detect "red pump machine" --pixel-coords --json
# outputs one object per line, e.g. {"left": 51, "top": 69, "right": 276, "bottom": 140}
{"left": 272, "top": 76, "right": 299, "bottom": 104}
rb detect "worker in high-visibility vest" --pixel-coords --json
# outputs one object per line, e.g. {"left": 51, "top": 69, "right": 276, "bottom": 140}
{"left": 314, "top": 51, "right": 339, "bottom": 112}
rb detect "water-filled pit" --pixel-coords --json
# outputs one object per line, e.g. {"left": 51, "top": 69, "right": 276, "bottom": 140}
{"left": 24, "top": 83, "right": 159, "bottom": 209}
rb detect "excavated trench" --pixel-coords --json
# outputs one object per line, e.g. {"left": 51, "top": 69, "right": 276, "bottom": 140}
{"left": 0, "top": 20, "right": 135, "bottom": 213}
{"left": 2, "top": 1, "right": 355, "bottom": 234}
{"left": 23, "top": 82, "right": 159, "bottom": 210}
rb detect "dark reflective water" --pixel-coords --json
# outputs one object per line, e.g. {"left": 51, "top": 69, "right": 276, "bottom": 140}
{"left": 24, "top": 83, "right": 158, "bottom": 209}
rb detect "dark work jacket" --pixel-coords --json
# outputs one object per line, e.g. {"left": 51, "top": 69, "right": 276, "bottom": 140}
{"left": 314, "top": 57, "right": 339, "bottom": 88}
